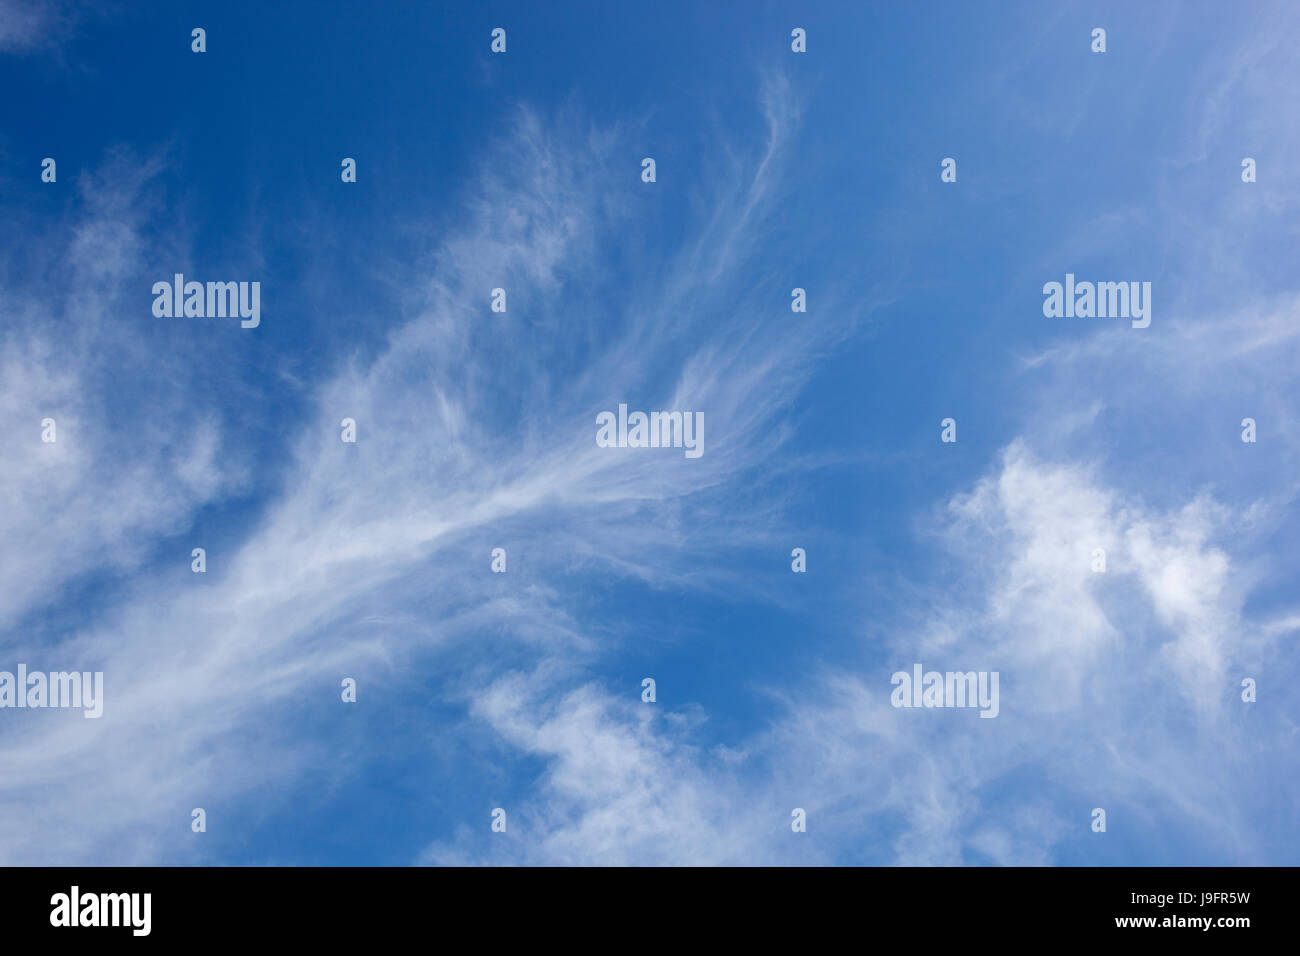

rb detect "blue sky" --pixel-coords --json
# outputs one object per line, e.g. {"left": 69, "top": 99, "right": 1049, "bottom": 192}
{"left": 1, "top": 0, "right": 1298, "bottom": 865}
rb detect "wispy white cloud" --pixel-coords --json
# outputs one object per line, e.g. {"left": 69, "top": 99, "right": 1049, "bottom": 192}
{"left": 0, "top": 74, "right": 863, "bottom": 864}
{"left": 0, "top": 151, "right": 247, "bottom": 631}
{"left": 429, "top": 436, "right": 1294, "bottom": 865}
